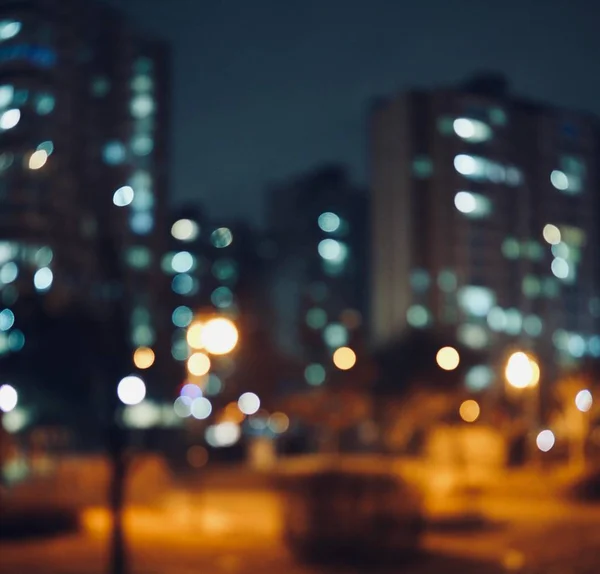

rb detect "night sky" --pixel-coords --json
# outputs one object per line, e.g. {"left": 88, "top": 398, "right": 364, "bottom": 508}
{"left": 110, "top": 0, "right": 598, "bottom": 226}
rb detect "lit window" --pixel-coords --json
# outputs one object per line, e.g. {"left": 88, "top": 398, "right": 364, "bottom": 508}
{"left": 542, "top": 277, "right": 560, "bottom": 299}
{"left": 523, "top": 315, "right": 543, "bottom": 337}
{"left": 131, "top": 74, "right": 153, "bottom": 92}
{"left": 211, "top": 228, "right": 233, "bottom": 248}
{"left": 457, "top": 324, "right": 488, "bottom": 349}
{"left": 452, "top": 118, "right": 492, "bottom": 142}
{"left": 413, "top": 156, "right": 433, "bottom": 178}
{"left": 113, "top": 186, "right": 134, "bottom": 207}
{"left": 438, "top": 270, "right": 457, "bottom": 292}
{"left": 458, "top": 286, "right": 496, "bottom": 317}
{"left": 126, "top": 246, "right": 152, "bottom": 269}
{"left": 211, "top": 286, "right": 234, "bottom": 308}
{"left": 171, "top": 219, "right": 199, "bottom": 242}
{"left": 407, "top": 305, "right": 430, "bottom": 328}
{"left": 501, "top": 237, "right": 520, "bottom": 259}
{"left": 485, "top": 162, "right": 505, "bottom": 183}
{"left": 103, "top": 141, "right": 126, "bottom": 165}
{"left": 37, "top": 141, "right": 54, "bottom": 156}
{"left": 33, "top": 267, "right": 53, "bottom": 291}
{"left": 522, "top": 275, "right": 541, "bottom": 298}
{"left": 505, "top": 167, "right": 523, "bottom": 186}
{"left": 0, "top": 85, "right": 14, "bottom": 107}
{"left": 487, "top": 307, "right": 506, "bottom": 331}
{"left": 454, "top": 154, "right": 487, "bottom": 180}
{"left": 35, "top": 94, "right": 55, "bottom": 115}
{"left": 0, "top": 308, "right": 14, "bottom": 331}
{"left": 489, "top": 108, "right": 507, "bottom": 126}
{"left": 0, "top": 152, "right": 13, "bottom": 171}
{"left": 437, "top": 116, "right": 454, "bottom": 135}
{"left": 91, "top": 76, "right": 110, "bottom": 97}
{"left": 133, "top": 57, "right": 153, "bottom": 74}
{"left": 306, "top": 308, "right": 327, "bottom": 329}
{"left": 588, "top": 336, "right": 600, "bottom": 358}
{"left": 318, "top": 239, "right": 348, "bottom": 263}
{"left": 465, "top": 365, "right": 494, "bottom": 392}
{"left": 542, "top": 224, "right": 561, "bottom": 245}
{"left": 567, "top": 334, "right": 586, "bottom": 358}
{"left": 504, "top": 308, "right": 522, "bottom": 335}
{"left": 171, "top": 251, "right": 195, "bottom": 273}
{"left": 0, "top": 108, "right": 20, "bottom": 130}
{"left": 172, "top": 306, "right": 193, "bottom": 328}
{"left": 454, "top": 191, "right": 491, "bottom": 218}
{"left": 129, "top": 212, "right": 154, "bottom": 235}
{"left": 130, "top": 94, "right": 155, "bottom": 119}
{"left": 523, "top": 240, "right": 544, "bottom": 261}
{"left": 171, "top": 274, "right": 197, "bottom": 296}
{"left": 131, "top": 135, "right": 154, "bottom": 156}
{"left": 305, "top": 363, "right": 326, "bottom": 386}
{"left": 318, "top": 212, "right": 341, "bottom": 233}
{"left": 0, "top": 20, "right": 21, "bottom": 41}
{"left": 551, "top": 257, "right": 569, "bottom": 279}
{"left": 410, "top": 269, "right": 430, "bottom": 292}
{"left": 131, "top": 187, "right": 154, "bottom": 210}
{"left": 212, "top": 259, "right": 237, "bottom": 281}
{"left": 0, "top": 262, "right": 18, "bottom": 284}
{"left": 132, "top": 325, "right": 155, "bottom": 347}
{"left": 323, "top": 323, "right": 349, "bottom": 348}
{"left": 27, "top": 150, "right": 48, "bottom": 170}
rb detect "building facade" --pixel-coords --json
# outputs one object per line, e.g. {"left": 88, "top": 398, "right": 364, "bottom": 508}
{"left": 370, "top": 73, "right": 600, "bottom": 390}
{"left": 0, "top": 0, "right": 171, "bottom": 401}
{"left": 265, "top": 164, "right": 368, "bottom": 389}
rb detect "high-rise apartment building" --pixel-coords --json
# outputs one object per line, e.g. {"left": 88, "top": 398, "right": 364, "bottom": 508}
{"left": 0, "top": 0, "right": 171, "bottom": 396}
{"left": 370, "top": 74, "right": 599, "bottom": 389}
{"left": 266, "top": 165, "right": 368, "bottom": 388}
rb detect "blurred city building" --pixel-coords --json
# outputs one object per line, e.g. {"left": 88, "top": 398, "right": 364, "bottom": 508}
{"left": 265, "top": 164, "right": 368, "bottom": 391}
{"left": 165, "top": 206, "right": 288, "bottom": 445}
{"left": 0, "top": 0, "right": 172, "bottom": 415}
{"left": 370, "top": 72, "right": 600, "bottom": 391}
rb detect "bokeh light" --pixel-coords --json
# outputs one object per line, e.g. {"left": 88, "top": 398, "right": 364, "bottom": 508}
{"left": 536, "top": 429, "right": 555, "bottom": 452}
{"left": 332, "top": 346, "right": 356, "bottom": 370}
{"left": 459, "top": 399, "right": 480, "bottom": 423}
{"left": 505, "top": 352, "right": 538, "bottom": 389}
{"left": 187, "top": 352, "right": 211, "bottom": 376}
{"left": 200, "top": 317, "right": 238, "bottom": 355}
{"left": 171, "top": 219, "right": 199, "bottom": 242}
{"left": 133, "top": 346, "right": 155, "bottom": 369}
{"left": 0, "top": 383, "right": 18, "bottom": 413}
{"left": 186, "top": 322, "right": 204, "bottom": 349}
{"left": 268, "top": 412, "right": 290, "bottom": 434}
{"left": 28, "top": 149, "right": 48, "bottom": 170}
{"left": 191, "top": 397, "right": 212, "bottom": 420}
{"left": 117, "top": 376, "right": 146, "bottom": 406}
{"left": 575, "top": 390, "right": 593, "bottom": 413}
{"left": 436, "top": 346, "right": 460, "bottom": 371}
{"left": 238, "top": 392, "right": 260, "bottom": 415}
{"left": 205, "top": 422, "right": 241, "bottom": 447}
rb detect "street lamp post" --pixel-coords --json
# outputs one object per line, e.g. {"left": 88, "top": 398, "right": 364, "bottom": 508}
{"left": 505, "top": 351, "right": 541, "bottom": 464}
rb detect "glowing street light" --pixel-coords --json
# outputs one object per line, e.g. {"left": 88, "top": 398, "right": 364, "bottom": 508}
{"left": 117, "top": 376, "right": 146, "bottom": 406}
{"left": 333, "top": 346, "right": 356, "bottom": 370}
{"left": 459, "top": 399, "right": 480, "bottom": 423}
{"left": 505, "top": 352, "right": 539, "bottom": 389}
{"left": 0, "top": 384, "right": 18, "bottom": 413}
{"left": 133, "top": 347, "right": 155, "bottom": 369}
{"left": 200, "top": 317, "right": 238, "bottom": 355}
{"left": 436, "top": 346, "right": 460, "bottom": 371}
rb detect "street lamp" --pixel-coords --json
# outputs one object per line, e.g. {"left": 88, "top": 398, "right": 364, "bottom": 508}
{"left": 505, "top": 351, "right": 541, "bottom": 463}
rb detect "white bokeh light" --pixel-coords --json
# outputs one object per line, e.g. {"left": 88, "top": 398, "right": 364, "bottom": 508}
{"left": 113, "top": 186, "right": 135, "bottom": 207}
{"left": 0, "top": 384, "right": 18, "bottom": 413}
{"left": 575, "top": 390, "right": 593, "bottom": 413}
{"left": 0, "top": 108, "right": 21, "bottom": 130}
{"left": 33, "top": 267, "right": 53, "bottom": 291}
{"left": 171, "top": 219, "right": 199, "bottom": 242}
{"left": 238, "top": 392, "right": 260, "bottom": 415}
{"left": 536, "top": 430, "right": 555, "bottom": 453}
{"left": 191, "top": 397, "right": 212, "bottom": 420}
{"left": 117, "top": 375, "right": 146, "bottom": 406}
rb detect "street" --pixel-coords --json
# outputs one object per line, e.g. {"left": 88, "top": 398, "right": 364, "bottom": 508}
{"left": 1, "top": 481, "right": 600, "bottom": 574}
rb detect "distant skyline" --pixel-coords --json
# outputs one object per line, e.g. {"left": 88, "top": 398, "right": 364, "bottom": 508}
{"left": 109, "top": 0, "right": 598, "bottom": 226}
